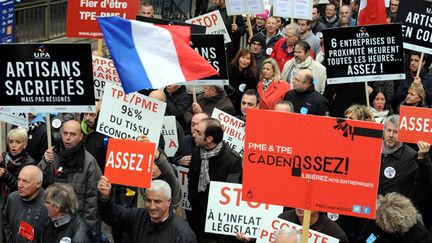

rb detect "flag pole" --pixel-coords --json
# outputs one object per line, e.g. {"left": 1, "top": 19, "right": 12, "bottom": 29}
{"left": 365, "top": 81, "right": 370, "bottom": 108}
{"left": 416, "top": 52, "right": 424, "bottom": 78}
{"left": 46, "top": 113, "right": 52, "bottom": 149}
{"left": 98, "top": 39, "right": 103, "bottom": 57}
{"left": 301, "top": 210, "right": 311, "bottom": 243}
{"left": 0, "top": 122, "right": 3, "bottom": 152}
{"left": 192, "top": 85, "right": 197, "bottom": 103}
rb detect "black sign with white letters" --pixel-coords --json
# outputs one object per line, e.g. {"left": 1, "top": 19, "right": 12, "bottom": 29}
{"left": 0, "top": 43, "right": 95, "bottom": 112}
{"left": 323, "top": 24, "right": 405, "bottom": 84}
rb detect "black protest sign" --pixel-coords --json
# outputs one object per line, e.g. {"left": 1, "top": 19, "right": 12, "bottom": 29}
{"left": 0, "top": 44, "right": 95, "bottom": 112}
{"left": 323, "top": 24, "right": 405, "bottom": 84}
{"left": 190, "top": 34, "right": 228, "bottom": 84}
{"left": 396, "top": 0, "right": 432, "bottom": 54}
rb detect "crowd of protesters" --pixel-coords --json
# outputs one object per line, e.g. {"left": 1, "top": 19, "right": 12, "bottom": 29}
{"left": 0, "top": 0, "right": 431, "bottom": 242}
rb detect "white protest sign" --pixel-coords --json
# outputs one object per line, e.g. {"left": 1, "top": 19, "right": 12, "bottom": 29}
{"left": 92, "top": 56, "right": 121, "bottom": 99}
{"left": 211, "top": 108, "right": 245, "bottom": 156}
{"left": 205, "top": 181, "right": 283, "bottom": 238}
{"left": 186, "top": 11, "right": 232, "bottom": 44}
{"left": 162, "top": 116, "right": 178, "bottom": 157}
{"left": 226, "top": 0, "right": 265, "bottom": 15}
{"left": 176, "top": 166, "right": 191, "bottom": 211}
{"left": 257, "top": 216, "right": 339, "bottom": 243}
{"left": 97, "top": 82, "right": 166, "bottom": 143}
{"left": 273, "top": 0, "right": 313, "bottom": 20}
{"left": 0, "top": 112, "right": 28, "bottom": 128}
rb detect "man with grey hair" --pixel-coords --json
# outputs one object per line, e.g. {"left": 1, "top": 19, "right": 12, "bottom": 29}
{"left": 97, "top": 177, "right": 196, "bottom": 242}
{"left": 270, "top": 23, "right": 301, "bottom": 71}
{"left": 380, "top": 115, "right": 432, "bottom": 230}
{"left": 274, "top": 100, "right": 294, "bottom": 113}
{"left": 43, "top": 183, "right": 91, "bottom": 242}
{"left": 379, "top": 115, "right": 431, "bottom": 198}
{"left": 184, "top": 85, "right": 234, "bottom": 127}
{"left": 339, "top": 5, "right": 356, "bottom": 26}
{"left": 3, "top": 165, "right": 49, "bottom": 243}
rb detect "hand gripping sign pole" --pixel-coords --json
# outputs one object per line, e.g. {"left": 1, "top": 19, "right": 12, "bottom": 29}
{"left": 0, "top": 121, "right": 3, "bottom": 152}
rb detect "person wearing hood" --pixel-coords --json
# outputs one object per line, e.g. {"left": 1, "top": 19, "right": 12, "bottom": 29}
{"left": 39, "top": 120, "right": 102, "bottom": 229}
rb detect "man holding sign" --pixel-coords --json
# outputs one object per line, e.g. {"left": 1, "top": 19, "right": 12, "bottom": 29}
{"left": 188, "top": 118, "right": 242, "bottom": 241}
{"left": 379, "top": 115, "right": 431, "bottom": 198}
{"left": 98, "top": 179, "right": 196, "bottom": 242}
{"left": 40, "top": 120, "right": 102, "bottom": 228}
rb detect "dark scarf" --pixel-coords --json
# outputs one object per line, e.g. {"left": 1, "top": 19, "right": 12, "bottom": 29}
{"left": 58, "top": 141, "right": 85, "bottom": 173}
{"left": 5, "top": 150, "right": 27, "bottom": 166}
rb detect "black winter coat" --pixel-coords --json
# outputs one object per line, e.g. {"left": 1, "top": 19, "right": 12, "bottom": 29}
{"left": 165, "top": 86, "right": 192, "bottom": 129}
{"left": 0, "top": 151, "right": 35, "bottom": 196}
{"left": 284, "top": 85, "right": 329, "bottom": 115}
{"left": 187, "top": 142, "right": 242, "bottom": 235}
{"left": 98, "top": 195, "right": 197, "bottom": 243}
{"left": 43, "top": 214, "right": 92, "bottom": 243}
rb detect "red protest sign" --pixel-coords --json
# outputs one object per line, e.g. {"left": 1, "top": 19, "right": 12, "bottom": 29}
{"left": 242, "top": 109, "right": 383, "bottom": 219}
{"left": 105, "top": 138, "right": 155, "bottom": 188}
{"left": 398, "top": 105, "right": 432, "bottom": 144}
{"left": 66, "top": 0, "right": 139, "bottom": 38}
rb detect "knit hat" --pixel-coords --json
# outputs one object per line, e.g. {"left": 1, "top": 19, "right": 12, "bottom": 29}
{"left": 250, "top": 34, "right": 266, "bottom": 48}
{"left": 255, "top": 9, "right": 269, "bottom": 20}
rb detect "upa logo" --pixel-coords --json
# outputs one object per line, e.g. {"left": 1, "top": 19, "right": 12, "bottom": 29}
{"left": 34, "top": 45, "right": 51, "bottom": 59}
{"left": 356, "top": 27, "right": 369, "bottom": 38}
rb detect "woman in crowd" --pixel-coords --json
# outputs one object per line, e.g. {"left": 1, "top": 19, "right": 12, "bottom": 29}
{"left": 358, "top": 192, "right": 431, "bottom": 242}
{"left": 344, "top": 104, "right": 374, "bottom": 121}
{"left": 228, "top": 49, "right": 258, "bottom": 115}
{"left": 257, "top": 58, "right": 290, "bottom": 110}
{"left": 0, "top": 128, "right": 36, "bottom": 197}
{"left": 369, "top": 87, "right": 393, "bottom": 123}
{"left": 0, "top": 128, "right": 36, "bottom": 242}
{"left": 395, "top": 83, "right": 427, "bottom": 114}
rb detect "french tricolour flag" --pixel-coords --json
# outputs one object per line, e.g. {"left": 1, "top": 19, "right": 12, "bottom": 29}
{"left": 97, "top": 17, "right": 218, "bottom": 93}
{"left": 358, "top": 0, "right": 387, "bottom": 25}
